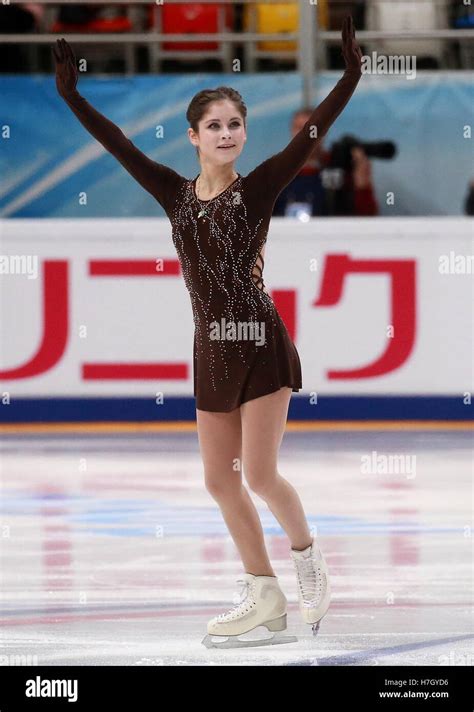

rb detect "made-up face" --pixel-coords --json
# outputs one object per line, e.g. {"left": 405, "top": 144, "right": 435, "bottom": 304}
{"left": 189, "top": 100, "right": 247, "bottom": 165}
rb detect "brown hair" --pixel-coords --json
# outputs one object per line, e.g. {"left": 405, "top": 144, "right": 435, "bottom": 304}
{"left": 186, "top": 86, "right": 247, "bottom": 157}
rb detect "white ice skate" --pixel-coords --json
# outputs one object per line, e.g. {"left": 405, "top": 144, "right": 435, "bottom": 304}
{"left": 290, "top": 537, "right": 331, "bottom": 635}
{"left": 202, "top": 573, "right": 298, "bottom": 649}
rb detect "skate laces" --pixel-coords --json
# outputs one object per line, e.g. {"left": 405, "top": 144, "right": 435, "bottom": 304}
{"left": 215, "top": 578, "right": 254, "bottom": 621}
{"left": 293, "top": 556, "right": 323, "bottom": 607}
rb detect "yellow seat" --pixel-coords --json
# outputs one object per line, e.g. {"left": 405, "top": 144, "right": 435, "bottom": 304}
{"left": 243, "top": 1, "right": 328, "bottom": 52}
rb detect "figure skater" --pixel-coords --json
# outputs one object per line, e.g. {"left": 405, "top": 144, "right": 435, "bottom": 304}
{"left": 52, "top": 15, "right": 362, "bottom": 649}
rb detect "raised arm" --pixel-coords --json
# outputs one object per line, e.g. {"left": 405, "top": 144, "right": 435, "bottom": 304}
{"left": 51, "top": 38, "right": 183, "bottom": 213}
{"left": 247, "top": 16, "right": 363, "bottom": 200}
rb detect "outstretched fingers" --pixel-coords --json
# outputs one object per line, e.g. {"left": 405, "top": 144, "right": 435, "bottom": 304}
{"left": 51, "top": 38, "right": 70, "bottom": 64}
{"left": 341, "top": 15, "right": 362, "bottom": 69}
{"left": 342, "top": 15, "right": 348, "bottom": 45}
{"left": 60, "top": 38, "right": 69, "bottom": 64}
{"left": 64, "top": 38, "right": 76, "bottom": 67}
{"left": 343, "top": 15, "right": 355, "bottom": 45}
{"left": 51, "top": 39, "right": 63, "bottom": 63}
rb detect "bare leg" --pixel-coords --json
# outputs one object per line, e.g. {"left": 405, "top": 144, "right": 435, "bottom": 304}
{"left": 196, "top": 406, "right": 276, "bottom": 577}
{"left": 241, "top": 387, "right": 313, "bottom": 551}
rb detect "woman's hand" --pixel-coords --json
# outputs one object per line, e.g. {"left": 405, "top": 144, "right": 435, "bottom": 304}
{"left": 51, "top": 38, "right": 78, "bottom": 98}
{"left": 341, "top": 15, "right": 363, "bottom": 74}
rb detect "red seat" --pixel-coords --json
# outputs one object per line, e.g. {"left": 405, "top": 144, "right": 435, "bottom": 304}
{"left": 51, "top": 16, "right": 132, "bottom": 34}
{"left": 148, "top": 4, "right": 233, "bottom": 51}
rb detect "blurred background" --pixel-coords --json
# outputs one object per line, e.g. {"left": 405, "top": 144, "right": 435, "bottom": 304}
{"left": 1, "top": 0, "right": 474, "bottom": 218}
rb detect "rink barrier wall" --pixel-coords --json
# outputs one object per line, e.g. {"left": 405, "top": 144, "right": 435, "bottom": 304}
{"left": 0, "top": 396, "right": 472, "bottom": 433}
{"left": 1, "top": 217, "right": 472, "bottom": 425}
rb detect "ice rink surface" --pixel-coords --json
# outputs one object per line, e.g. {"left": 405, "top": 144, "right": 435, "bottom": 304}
{"left": 1, "top": 429, "right": 472, "bottom": 666}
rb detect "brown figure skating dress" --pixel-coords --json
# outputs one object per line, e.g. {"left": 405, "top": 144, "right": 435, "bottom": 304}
{"left": 62, "top": 68, "right": 361, "bottom": 411}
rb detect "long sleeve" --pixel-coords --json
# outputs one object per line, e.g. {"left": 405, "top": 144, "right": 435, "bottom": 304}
{"left": 62, "top": 89, "right": 184, "bottom": 214}
{"left": 246, "top": 68, "right": 362, "bottom": 201}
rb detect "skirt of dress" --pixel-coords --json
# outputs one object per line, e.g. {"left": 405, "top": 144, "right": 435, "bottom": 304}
{"left": 193, "top": 308, "right": 302, "bottom": 412}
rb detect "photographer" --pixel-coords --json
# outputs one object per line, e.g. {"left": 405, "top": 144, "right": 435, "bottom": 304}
{"left": 273, "top": 108, "right": 394, "bottom": 217}
{"left": 272, "top": 107, "right": 330, "bottom": 217}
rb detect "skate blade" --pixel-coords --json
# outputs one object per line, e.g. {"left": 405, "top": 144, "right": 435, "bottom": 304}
{"left": 202, "top": 632, "right": 298, "bottom": 649}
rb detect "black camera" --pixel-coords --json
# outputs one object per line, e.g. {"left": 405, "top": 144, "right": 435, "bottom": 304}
{"left": 321, "top": 135, "right": 397, "bottom": 215}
